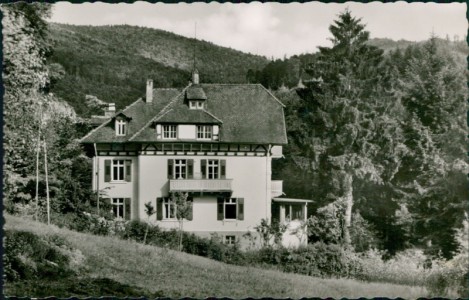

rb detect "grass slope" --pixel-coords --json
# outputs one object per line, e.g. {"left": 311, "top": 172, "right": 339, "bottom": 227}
{"left": 4, "top": 214, "right": 429, "bottom": 298}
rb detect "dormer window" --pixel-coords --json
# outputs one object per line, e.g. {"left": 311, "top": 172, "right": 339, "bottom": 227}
{"left": 116, "top": 119, "right": 126, "bottom": 136}
{"left": 189, "top": 100, "right": 204, "bottom": 110}
{"left": 162, "top": 125, "right": 177, "bottom": 139}
{"left": 197, "top": 125, "right": 212, "bottom": 140}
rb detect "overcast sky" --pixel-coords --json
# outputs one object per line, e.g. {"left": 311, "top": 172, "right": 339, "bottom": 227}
{"left": 49, "top": 1, "right": 467, "bottom": 59}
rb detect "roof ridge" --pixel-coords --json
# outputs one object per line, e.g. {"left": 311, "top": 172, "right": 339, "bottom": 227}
{"left": 257, "top": 84, "right": 286, "bottom": 108}
{"left": 152, "top": 108, "right": 174, "bottom": 122}
{"left": 129, "top": 87, "right": 189, "bottom": 141}
{"left": 79, "top": 98, "right": 143, "bottom": 143}
{"left": 202, "top": 109, "right": 223, "bottom": 123}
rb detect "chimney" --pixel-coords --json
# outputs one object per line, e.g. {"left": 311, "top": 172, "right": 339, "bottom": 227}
{"left": 104, "top": 103, "right": 116, "bottom": 117}
{"left": 146, "top": 79, "right": 153, "bottom": 103}
{"left": 192, "top": 70, "right": 199, "bottom": 85}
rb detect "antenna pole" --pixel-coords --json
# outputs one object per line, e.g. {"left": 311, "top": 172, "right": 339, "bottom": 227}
{"left": 193, "top": 22, "right": 197, "bottom": 70}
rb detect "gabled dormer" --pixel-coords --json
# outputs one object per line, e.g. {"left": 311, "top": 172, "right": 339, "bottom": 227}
{"left": 186, "top": 70, "right": 207, "bottom": 110}
{"left": 114, "top": 113, "right": 132, "bottom": 136}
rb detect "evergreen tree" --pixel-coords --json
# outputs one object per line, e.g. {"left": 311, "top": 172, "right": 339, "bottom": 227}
{"left": 299, "top": 9, "right": 396, "bottom": 246}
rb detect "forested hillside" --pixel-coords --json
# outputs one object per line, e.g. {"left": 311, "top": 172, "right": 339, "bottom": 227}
{"left": 47, "top": 23, "right": 269, "bottom": 115}
{"left": 246, "top": 37, "right": 468, "bottom": 91}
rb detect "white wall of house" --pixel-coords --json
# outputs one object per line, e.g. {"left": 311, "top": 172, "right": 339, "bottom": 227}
{"left": 177, "top": 125, "right": 196, "bottom": 140}
{"left": 93, "top": 155, "right": 139, "bottom": 219}
{"left": 137, "top": 154, "right": 270, "bottom": 232}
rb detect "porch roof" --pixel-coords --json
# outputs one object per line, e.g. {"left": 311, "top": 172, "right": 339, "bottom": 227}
{"left": 272, "top": 198, "right": 314, "bottom": 203}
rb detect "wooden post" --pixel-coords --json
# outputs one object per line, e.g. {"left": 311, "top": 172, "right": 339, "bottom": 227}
{"left": 35, "top": 103, "right": 43, "bottom": 221}
{"left": 94, "top": 143, "right": 100, "bottom": 215}
{"left": 44, "top": 141, "right": 50, "bottom": 225}
{"left": 35, "top": 136, "right": 40, "bottom": 221}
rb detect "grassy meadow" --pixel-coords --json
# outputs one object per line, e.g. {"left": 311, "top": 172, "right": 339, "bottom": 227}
{"left": 3, "top": 214, "right": 431, "bottom": 298}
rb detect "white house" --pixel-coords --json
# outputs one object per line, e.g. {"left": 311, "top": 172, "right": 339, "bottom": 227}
{"left": 80, "top": 71, "right": 310, "bottom": 248}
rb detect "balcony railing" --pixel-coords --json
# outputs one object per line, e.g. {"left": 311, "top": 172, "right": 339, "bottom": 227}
{"left": 169, "top": 179, "right": 233, "bottom": 192}
{"left": 271, "top": 180, "right": 283, "bottom": 197}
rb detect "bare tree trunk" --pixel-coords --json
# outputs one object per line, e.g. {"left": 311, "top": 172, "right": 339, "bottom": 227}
{"left": 35, "top": 137, "right": 40, "bottom": 221}
{"left": 179, "top": 220, "right": 183, "bottom": 251}
{"left": 343, "top": 173, "right": 353, "bottom": 247}
{"left": 44, "top": 141, "right": 50, "bottom": 225}
{"left": 144, "top": 217, "right": 149, "bottom": 245}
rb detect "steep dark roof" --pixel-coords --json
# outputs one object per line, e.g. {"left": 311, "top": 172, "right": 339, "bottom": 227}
{"left": 155, "top": 103, "right": 222, "bottom": 124}
{"left": 186, "top": 85, "right": 207, "bottom": 100}
{"left": 81, "top": 84, "right": 287, "bottom": 145}
{"left": 80, "top": 88, "right": 182, "bottom": 143}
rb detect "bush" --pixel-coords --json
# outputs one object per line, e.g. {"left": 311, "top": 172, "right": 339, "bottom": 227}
{"left": 425, "top": 252, "right": 469, "bottom": 297}
{"left": 119, "top": 219, "right": 148, "bottom": 242}
{"left": 4, "top": 230, "right": 82, "bottom": 282}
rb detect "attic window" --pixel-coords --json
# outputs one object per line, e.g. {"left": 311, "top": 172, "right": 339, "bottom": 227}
{"left": 189, "top": 100, "right": 204, "bottom": 110}
{"left": 116, "top": 119, "right": 126, "bottom": 136}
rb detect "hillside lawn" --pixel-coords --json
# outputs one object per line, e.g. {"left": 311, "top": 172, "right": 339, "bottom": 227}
{"left": 4, "top": 214, "right": 429, "bottom": 298}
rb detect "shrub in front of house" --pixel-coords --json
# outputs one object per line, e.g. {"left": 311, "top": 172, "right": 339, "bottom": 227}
{"left": 246, "top": 242, "right": 363, "bottom": 278}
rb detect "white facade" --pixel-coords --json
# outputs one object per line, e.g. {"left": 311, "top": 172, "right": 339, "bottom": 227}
{"left": 92, "top": 146, "right": 288, "bottom": 247}
{"left": 84, "top": 81, "right": 310, "bottom": 248}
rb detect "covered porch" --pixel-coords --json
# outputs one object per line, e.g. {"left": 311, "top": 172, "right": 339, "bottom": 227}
{"left": 272, "top": 197, "right": 314, "bottom": 248}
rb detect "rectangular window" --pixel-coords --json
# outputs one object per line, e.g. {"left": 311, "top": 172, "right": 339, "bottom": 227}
{"left": 112, "top": 198, "right": 125, "bottom": 218}
{"left": 189, "top": 101, "right": 196, "bottom": 109}
{"left": 207, "top": 160, "right": 219, "bottom": 179}
{"left": 224, "top": 198, "right": 237, "bottom": 220}
{"left": 116, "top": 120, "right": 126, "bottom": 136}
{"left": 174, "top": 159, "right": 187, "bottom": 179}
{"left": 163, "top": 125, "right": 177, "bottom": 139}
{"left": 163, "top": 198, "right": 176, "bottom": 219}
{"left": 225, "top": 235, "right": 236, "bottom": 245}
{"left": 112, "top": 159, "right": 125, "bottom": 181}
{"left": 197, "top": 125, "right": 212, "bottom": 140}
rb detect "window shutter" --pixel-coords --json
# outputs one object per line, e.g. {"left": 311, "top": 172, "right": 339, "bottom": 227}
{"left": 186, "top": 197, "right": 193, "bottom": 221}
{"left": 167, "top": 159, "right": 174, "bottom": 179}
{"left": 217, "top": 197, "right": 224, "bottom": 220}
{"left": 124, "top": 198, "right": 131, "bottom": 220}
{"left": 157, "top": 198, "right": 163, "bottom": 220}
{"left": 237, "top": 198, "right": 244, "bottom": 220}
{"left": 188, "top": 159, "right": 194, "bottom": 179}
{"left": 201, "top": 160, "right": 207, "bottom": 179}
{"left": 125, "top": 160, "right": 132, "bottom": 182}
{"left": 104, "top": 160, "right": 111, "bottom": 182}
{"left": 220, "top": 160, "right": 226, "bottom": 179}
{"left": 156, "top": 124, "right": 162, "bottom": 139}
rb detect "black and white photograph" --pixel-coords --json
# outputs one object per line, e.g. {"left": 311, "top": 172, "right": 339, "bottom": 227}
{"left": 2, "top": 1, "right": 468, "bottom": 298}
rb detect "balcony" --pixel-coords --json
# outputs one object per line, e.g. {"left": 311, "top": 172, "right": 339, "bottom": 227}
{"left": 169, "top": 179, "right": 233, "bottom": 193}
{"left": 271, "top": 180, "right": 283, "bottom": 197}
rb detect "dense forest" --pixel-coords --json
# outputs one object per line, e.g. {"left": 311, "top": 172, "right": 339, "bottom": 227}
{"left": 2, "top": 3, "right": 467, "bottom": 292}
